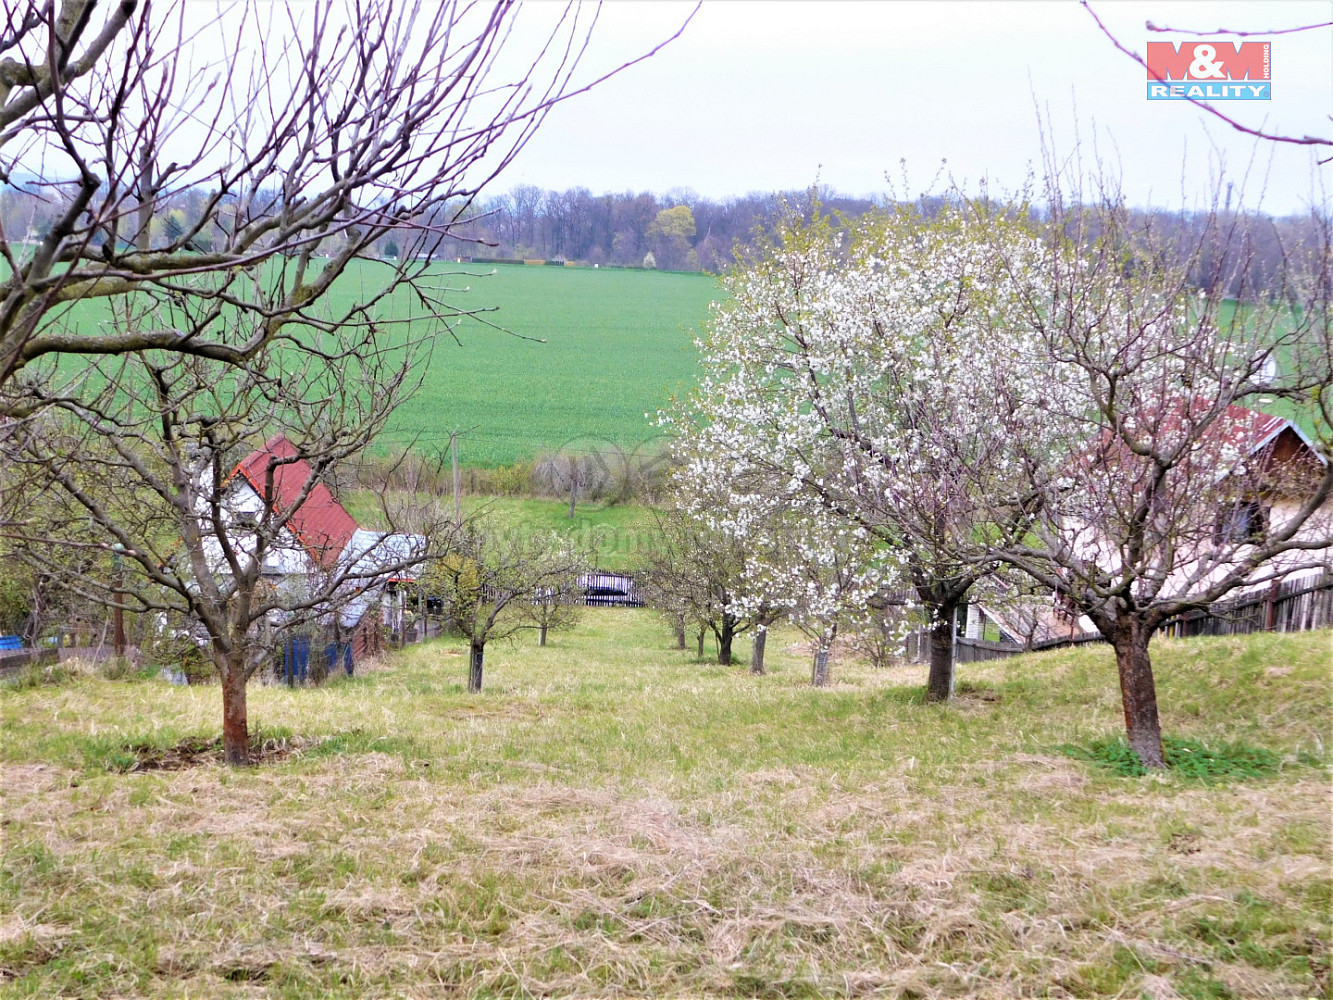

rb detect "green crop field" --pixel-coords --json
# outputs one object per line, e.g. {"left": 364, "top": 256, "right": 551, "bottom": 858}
{"left": 52, "top": 260, "right": 719, "bottom": 467}
{"left": 44, "top": 261, "right": 1323, "bottom": 470}
{"left": 322, "top": 261, "right": 719, "bottom": 465}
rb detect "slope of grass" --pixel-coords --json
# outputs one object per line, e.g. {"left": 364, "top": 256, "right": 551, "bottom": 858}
{"left": 1, "top": 619, "right": 1329, "bottom": 998}
{"left": 341, "top": 494, "right": 661, "bottom": 573}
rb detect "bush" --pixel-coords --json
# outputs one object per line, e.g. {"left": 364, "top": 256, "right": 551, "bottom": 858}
{"left": 140, "top": 625, "right": 213, "bottom": 684}
{"left": 486, "top": 461, "right": 535, "bottom": 496}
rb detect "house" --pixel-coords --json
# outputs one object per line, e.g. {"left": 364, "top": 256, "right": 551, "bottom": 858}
{"left": 974, "top": 402, "right": 1332, "bottom": 647}
{"left": 1150, "top": 401, "right": 1329, "bottom": 600}
{"left": 218, "top": 435, "right": 427, "bottom": 674}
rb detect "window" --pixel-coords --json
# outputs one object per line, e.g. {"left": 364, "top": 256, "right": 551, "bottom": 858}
{"left": 1215, "top": 500, "right": 1268, "bottom": 545}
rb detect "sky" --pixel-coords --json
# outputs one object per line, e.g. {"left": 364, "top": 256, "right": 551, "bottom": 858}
{"left": 498, "top": 1, "right": 1333, "bottom": 215}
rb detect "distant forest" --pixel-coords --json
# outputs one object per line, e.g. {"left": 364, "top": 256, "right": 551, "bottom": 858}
{"left": 2, "top": 180, "right": 1321, "bottom": 293}
{"left": 444, "top": 185, "right": 1325, "bottom": 296}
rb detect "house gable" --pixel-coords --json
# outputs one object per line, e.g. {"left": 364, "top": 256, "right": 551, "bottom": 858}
{"left": 231, "top": 435, "right": 358, "bottom": 568}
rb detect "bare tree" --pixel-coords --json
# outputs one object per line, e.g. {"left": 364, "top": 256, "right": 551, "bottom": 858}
{"left": 529, "top": 581, "right": 584, "bottom": 648}
{"left": 0, "top": 0, "right": 691, "bottom": 764}
{"left": 640, "top": 503, "right": 767, "bottom": 667}
{"left": 534, "top": 446, "right": 610, "bottom": 518}
{"left": 1, "top": 326, "right": 452, "bottom": 764}
{"left": 428, "top": 519, "right": 589, "bottom": 692}
{"left": 0, "top": 0, "right": 691, "bottom": 395}
{"left": 982, "top": 181, "right": 1333, "bottom": 767}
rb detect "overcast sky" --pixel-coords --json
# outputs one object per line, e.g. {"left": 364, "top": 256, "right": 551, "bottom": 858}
{"left": 499, "top": 1, "right": 1332, "bottom": 215}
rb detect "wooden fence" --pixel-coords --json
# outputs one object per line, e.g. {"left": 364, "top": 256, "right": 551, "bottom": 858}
{"left": 1161, "top": 574, "right": 1333, "bottom": 638}
{"left": 0, "top": 646, "right": 59, "bottom": 678}
{"left": 948, "top": 575, "right": 1333, "bottom": 663}
{"left": 954, "top": 631, "right": 1105, "bottom": 664}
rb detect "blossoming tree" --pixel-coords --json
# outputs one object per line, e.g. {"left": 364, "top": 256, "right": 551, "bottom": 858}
{"left": 980, "top": 190, "right": 1333, "bottom": 767}
{"left": 667, "top": 203, "right": 1058, "bottom": 700}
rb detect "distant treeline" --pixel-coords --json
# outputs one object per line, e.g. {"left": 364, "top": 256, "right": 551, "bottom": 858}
{"left": 444, "top": 185, "right": 1326, "bottom": 295}
{"left": 2, "top": 180, "right": 1320, "bottom": 292}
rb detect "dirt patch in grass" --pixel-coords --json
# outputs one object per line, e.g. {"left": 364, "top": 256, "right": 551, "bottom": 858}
{"left": 108, "top": 734, "right": 309, "bottom": 772}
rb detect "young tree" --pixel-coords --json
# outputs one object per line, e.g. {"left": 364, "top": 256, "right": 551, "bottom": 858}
{"left": 0, "top": 0, "right": 689, "bottom": 395}
{"left": 529, "top": 582, "right": 584, "bottom": 648}
{"left": 640, "top": 504, "right": 755, "bottom": 666}
{"left": 982, "top": 189, "right": 1333, "bottom": 767}
{"left": 666, "top": 201, "right": 1053, "bottom": 700}
{"left": 640, "top": 471, "right": 813, "bottom": 669}
{"left": 428, "top": 520, "right": 589, "bottom": 692}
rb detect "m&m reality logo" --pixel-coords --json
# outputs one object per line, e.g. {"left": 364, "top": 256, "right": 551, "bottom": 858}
{"left": 1146, "top": 41, "right": 1271, "bottom": 100}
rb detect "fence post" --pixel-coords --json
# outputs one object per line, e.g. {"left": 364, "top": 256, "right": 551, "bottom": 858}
{"left": 1264, "top": 579, "right": 1280, "bottom": 632}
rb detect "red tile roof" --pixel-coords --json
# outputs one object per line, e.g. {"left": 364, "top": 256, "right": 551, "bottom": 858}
{"left": 1095, "top": 398, "right": 1304, "bottom": 465}
{"left": 1205, "top": 402, "right": 1289, "bottom": 457}
{"left": 231, "top": 435, "right": 359, "bottom": 568}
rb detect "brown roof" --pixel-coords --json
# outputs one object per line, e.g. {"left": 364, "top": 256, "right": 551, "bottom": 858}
{"left": 231, "top": 435, "right": 358, "bottom": 568}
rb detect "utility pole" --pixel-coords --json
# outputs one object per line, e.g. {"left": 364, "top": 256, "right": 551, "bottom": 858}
{"left": 451, "top": 431, "right": 461, "bottom": 525}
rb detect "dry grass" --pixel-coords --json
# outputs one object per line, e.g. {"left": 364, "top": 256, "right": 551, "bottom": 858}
{"left": 1, "top": 614, "right": 1329, "bottom": 998}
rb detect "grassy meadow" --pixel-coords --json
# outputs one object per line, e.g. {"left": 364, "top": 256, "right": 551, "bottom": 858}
{"left": 342, "top": 493, "right": 661, "bottom": 574}
{"left": 2, "top": 616, "right": 1329, "bottom": 999}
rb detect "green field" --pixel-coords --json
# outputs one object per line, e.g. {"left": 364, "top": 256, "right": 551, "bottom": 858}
{"left": 332, "top": 262, "right": 718, "bottom": 465}
{"left": 2, "top": 620, "right": 1329, "bottom": 998}
{"left": 54, "top": 260, "right": 718, "bottom": 467}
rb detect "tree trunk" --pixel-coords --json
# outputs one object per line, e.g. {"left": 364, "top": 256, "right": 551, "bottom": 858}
{"left": 674, "top": 623, "right": 686, "bottom": 650}
{"left": 1111, "top": 620, "right": 1165, "bottom": 768}
{"left": 696, "top": 629, "right": 705, "bottom": 659}
{"left": 468, "top": 641, "right": 485, "bottom": 693}
{"left": 717, "top": 616, "right": 735, "bottom": 665}
{"left": 539, "top": 624, "right": 548, "bottom": 647}
{"left": 221, "top": 661, "right": 250, "bottom": 766}
{"left": 750, "top": 627, "right": 767, "bottom": 676}
{"left": 811, "top": 627, "right": 835, "bottom": 687}
{"left": 926, "top": 600, "right": 958, "bottom": 702}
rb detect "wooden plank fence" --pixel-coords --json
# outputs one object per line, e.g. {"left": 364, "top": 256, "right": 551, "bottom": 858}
{"left": 0, "top": 646, "right": 59, "bottom": 678}
{"left": 954, "top": 631, "right": 1105, "bottom": 664}
{"left": 1162, "top": 574, "right": 1333, "bottom": 638}
{"left": 947, "top": 574, "right": 1333, "bottom": 663}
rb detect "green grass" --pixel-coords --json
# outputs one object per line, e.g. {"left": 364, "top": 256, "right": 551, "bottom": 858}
{"left": 306, "top": 260, "right": 716, "bottom": 465}
{"left": 343, "top": 493, "right": 661, "bottom": 573}
{"left": 1, "top": 620, "right": 1329, "bottom": 998}
{"left": 56, "top": 260, "right": 718, "bottom": 467}
{"left": 1059, "top": 734, "right": 1283, "bottom": 781}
